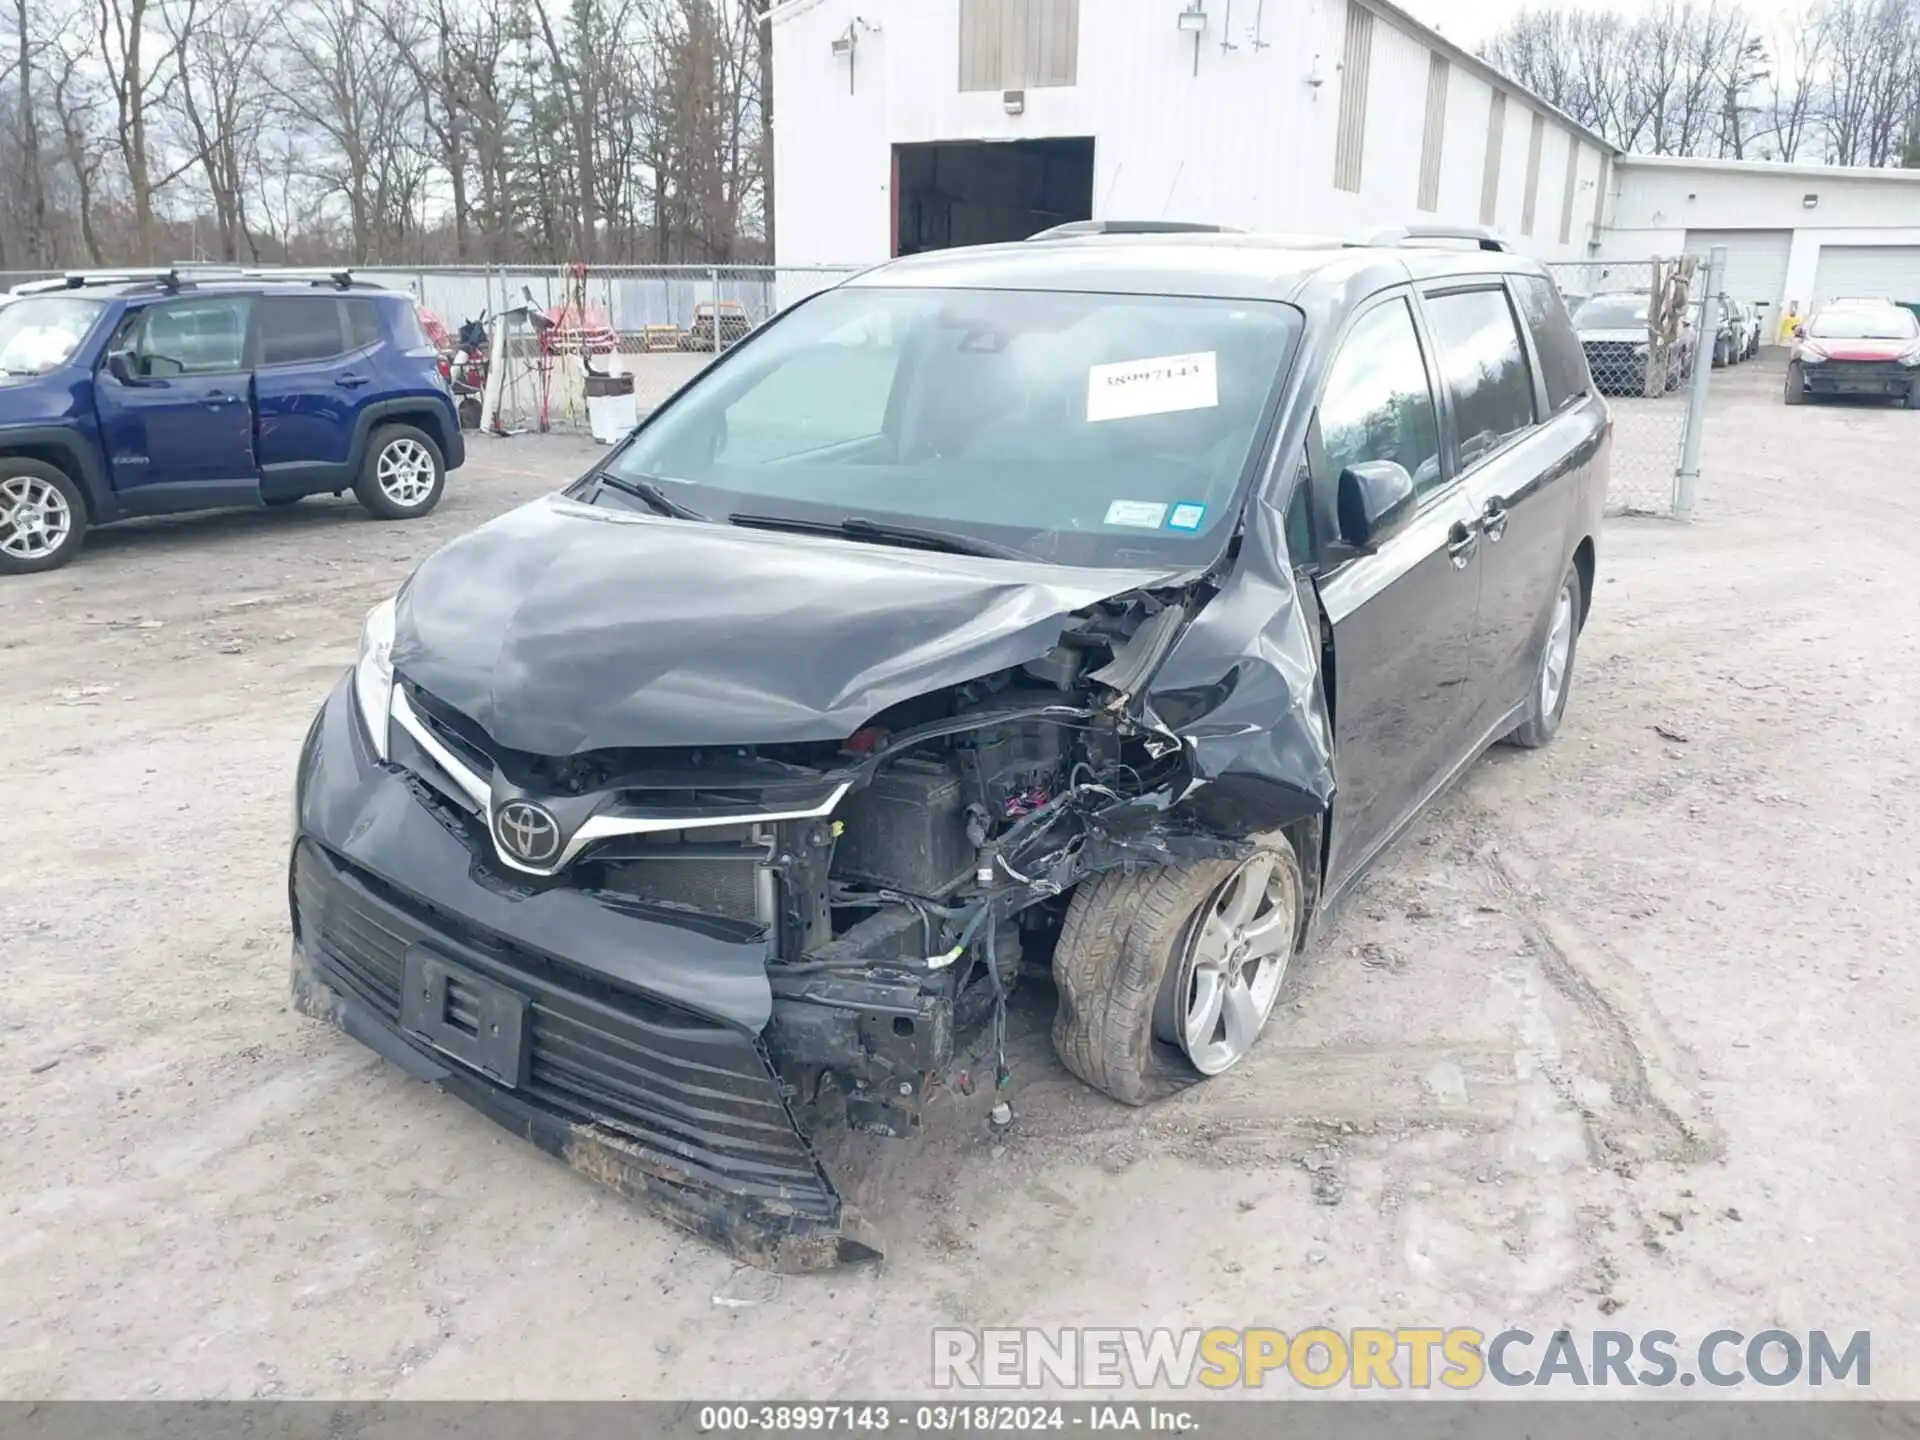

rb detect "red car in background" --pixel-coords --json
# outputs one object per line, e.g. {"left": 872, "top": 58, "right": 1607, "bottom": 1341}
{"left": 1785, "top": 302, "right": 1920, "bottom": 407}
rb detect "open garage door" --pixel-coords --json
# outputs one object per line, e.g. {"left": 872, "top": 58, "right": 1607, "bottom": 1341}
{"left": 893, "top": 138, "right": 1094, "bottom": 255}
{"left": 1685, "top": 229, "right": 1792, "bottom": 316}
{"left": 1812, "top": 245, "right": 1920, "bottom": 309}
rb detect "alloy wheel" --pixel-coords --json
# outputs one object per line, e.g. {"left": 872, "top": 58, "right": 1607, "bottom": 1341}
{"left": 0, "top": 475, "right": 73, "bottom": 562}
{"left": 1541, "top": 579, "right": 1576, "bottom": 717}
{"left": 1168, "top": 852, "right": 1298, "bottom": 1075}
{"left": 376, "top": 439, "right": 437, "bottom": 507}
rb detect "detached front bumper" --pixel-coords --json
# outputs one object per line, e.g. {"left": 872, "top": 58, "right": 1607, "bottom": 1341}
{"left": 290, "top": 677, "right": 880, "bottom": 1272}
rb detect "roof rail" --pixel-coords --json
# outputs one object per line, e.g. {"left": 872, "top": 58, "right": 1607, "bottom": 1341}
{"left": 1027, "top": 219, "right": 1247, "bottom": 241}
{"left": 239, "top": 266, "right": 358, "bottom": 290}
{"left": 1349, "top": 223, "right": 1512, "bottom": 253}
{"left": 49, "top": 267, "right": 188, "bottom": 291}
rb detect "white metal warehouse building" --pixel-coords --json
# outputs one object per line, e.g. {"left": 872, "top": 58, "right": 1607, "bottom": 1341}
{"left": 1599, "top": 155, "right": 1920, "bottom": 332}
{"left": 770, "top": 0, "right": 1618, "bottom": 267}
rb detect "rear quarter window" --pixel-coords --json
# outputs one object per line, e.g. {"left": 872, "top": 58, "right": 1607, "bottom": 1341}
{"left": 1512, "top": 274, "right": 1592, "bottom": 413}
{"left": 390, "top": 302, "right": 434, "bottom": 349}
{"left": 346, "top": 298, "right": 384, "bottom": 350}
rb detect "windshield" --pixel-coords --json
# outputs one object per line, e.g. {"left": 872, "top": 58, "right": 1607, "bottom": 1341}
{"left": 1573, "top": 295, "right": 1649, "bottom": 330}
{"left": 597, "top": 285, "right": 1304, "bottom": 567}
{"left": 1809, "top": 308, "right": 1918, "bottom": 341}
{"left": 0, "top": 296, "right": 106, "bottom": 375}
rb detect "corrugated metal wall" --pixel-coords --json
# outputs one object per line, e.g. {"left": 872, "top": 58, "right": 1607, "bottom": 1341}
{"left": 1417, "top": 54, "right": 1450, "bottom": 213}
{"left": 1334, "top": 2, "right": 1375, "bottom": 194}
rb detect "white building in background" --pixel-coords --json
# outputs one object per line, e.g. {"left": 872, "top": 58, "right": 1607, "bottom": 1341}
{"left": 770, "top": 0, "right": 1618, "bottom": 267}
{"left": 1600, "top": 155, "right": 1920, "bottom": 327}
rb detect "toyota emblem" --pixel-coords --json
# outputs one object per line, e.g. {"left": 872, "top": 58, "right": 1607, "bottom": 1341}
{"left": 494, "top": 799, "right": 561, "bottom": 865}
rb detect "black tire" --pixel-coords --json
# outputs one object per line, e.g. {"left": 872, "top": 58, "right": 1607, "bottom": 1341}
{"left": 1506, "top": 563, "right": 1583, "bottom": 750}
{"left": 1906, "top": 378, "right": 1920, "bottom": 409}
{"left": 1051, "top": 840, "right": 1304, "bottom": 1107}
{"left": 1784, "top": 363, "right": 1806, "bottom": 406}
{"left": 354, "top": 424, "right": 446, "bottom": 520}
{"left": 0, "top": 458, "right": 87, "bottom": 576}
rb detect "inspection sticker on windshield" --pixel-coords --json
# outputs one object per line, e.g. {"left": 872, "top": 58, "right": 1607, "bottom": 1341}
{"left": 1103, "top": 500, "right": 1169, "bottom": 529}
{"left": 1167, "top": 502, "right": 1207, "bottom": 531}
{"left": 1086, "top": 351, "right": 1219, "bottom": 423}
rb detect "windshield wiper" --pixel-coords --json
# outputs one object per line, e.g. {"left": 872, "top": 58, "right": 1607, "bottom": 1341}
{"left": 594, "top": 472, "right": 707, "bottom": 521}
{"left": 728, "top": 512, "right": 1031, "bottom": 562}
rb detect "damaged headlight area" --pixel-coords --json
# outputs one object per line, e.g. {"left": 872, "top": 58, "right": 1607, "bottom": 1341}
{"left": 352, "top": 597, "right": 396, "bottom": 760}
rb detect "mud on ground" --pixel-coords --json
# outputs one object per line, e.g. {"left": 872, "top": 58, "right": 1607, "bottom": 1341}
{"left": 2, "top": 357, "right": 1915, "bottom": 1397}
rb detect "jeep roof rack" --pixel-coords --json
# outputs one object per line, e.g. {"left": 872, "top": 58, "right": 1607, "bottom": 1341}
{"left": 1027, "top": 219, "right": 1248, "bottom": 241}
{"left": 14, "top": 264, "right": 364, "bottom": 295}
{"left": 1349, "top": 223, "right": 1512, "bottom": 253}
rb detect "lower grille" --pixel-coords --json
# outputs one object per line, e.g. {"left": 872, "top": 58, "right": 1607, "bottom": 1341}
{"left": 291, "top": 840, "right": 832, "bottom": 1213}
{"left": 1807, "top": 362, "right": 1906, "bottom": 389}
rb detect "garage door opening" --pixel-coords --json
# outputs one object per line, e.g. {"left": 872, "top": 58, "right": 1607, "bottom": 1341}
{"left": 893, "top": 138, "right": 1094, "bottom": 256}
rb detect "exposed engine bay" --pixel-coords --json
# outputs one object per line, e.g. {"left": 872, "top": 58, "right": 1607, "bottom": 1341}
{"left": 399, "top": 587, "right": 1249, "bottom": 1143}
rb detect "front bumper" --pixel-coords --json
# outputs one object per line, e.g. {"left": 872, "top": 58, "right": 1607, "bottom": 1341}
{"left": 290, "top": 677, "right": 880, "bottom": 1271}
{"left": 1798, "top": 362, "right": 1914, "bottom": 396}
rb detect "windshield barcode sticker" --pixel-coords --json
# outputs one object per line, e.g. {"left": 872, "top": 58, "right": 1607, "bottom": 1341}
{"left": 1103, "top": 500, "right": 1169, "bottom": 529}
{"left": 1086, "top": 351, "right": 1219, "bottom": 423}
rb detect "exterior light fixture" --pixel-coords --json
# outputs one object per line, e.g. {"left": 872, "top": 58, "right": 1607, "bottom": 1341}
{"left": 1802, "top": 193, "right": 1819, "bottom": 208}
{"left": 1177, "top": 2, "right": 1208, "bottom": 33}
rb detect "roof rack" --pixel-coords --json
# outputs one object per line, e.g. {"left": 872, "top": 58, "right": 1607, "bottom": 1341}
{"left": 14, "top": 264, "right": 362, "bottom": 295}
{"left": 1349, "top": 223, "right": 1512, "bottom": 253}
{"left": 1027, "top": 219, "right": 1248, "bottom": 241}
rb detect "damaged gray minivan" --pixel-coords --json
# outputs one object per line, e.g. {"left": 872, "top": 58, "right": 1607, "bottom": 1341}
{"left": 289, "top": 223, "right": 1608, "bottom": 1269}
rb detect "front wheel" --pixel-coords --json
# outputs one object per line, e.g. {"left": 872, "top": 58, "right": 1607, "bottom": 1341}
{"left": 354, "top": 425, "right": 446, "bottom": 520}
{"left": 1506, "top": 564, "right": 1582, "bottom": 750}
{"left": 1052, "top": 842, "right": 1304, "bottom": 1106}
{"left": 1784, "top": 363, "right": 1807, "bottom": 406}
{"left": 0, "top": 460, "right": 87, "bottom": 575}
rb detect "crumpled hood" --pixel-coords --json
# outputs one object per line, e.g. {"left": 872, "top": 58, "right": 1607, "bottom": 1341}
{"left": 392, "top": 494, "right": 1177, "bottom": 755}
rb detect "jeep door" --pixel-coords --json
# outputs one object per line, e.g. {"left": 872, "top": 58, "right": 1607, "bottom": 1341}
{"left": 1309, "top": 292, "right": 1487, "bottom": 897}
{"left": 94, "top": 295, "right": 256, "bottom": 506}
{"left": 251, "top": 295, "right": 366, "bottom": 497}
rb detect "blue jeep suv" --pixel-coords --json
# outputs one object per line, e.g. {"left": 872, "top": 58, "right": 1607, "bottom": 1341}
{"left": 0, "top": 268, "right": 464, "bottom": 575}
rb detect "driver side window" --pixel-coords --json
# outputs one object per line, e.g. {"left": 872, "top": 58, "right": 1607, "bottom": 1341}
{"left": 117, "top": 297, "right": 251, "bottom": 378}
{"left": 1317, "top": 298, "right": 1444, "bottom": 498}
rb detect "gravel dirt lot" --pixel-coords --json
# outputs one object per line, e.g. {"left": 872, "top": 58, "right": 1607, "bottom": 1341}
{"left": 3, "top": 353, "right": 1915, "bottom": 1399}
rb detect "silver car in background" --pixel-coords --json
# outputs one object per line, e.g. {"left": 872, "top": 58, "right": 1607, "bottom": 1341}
{"left": 1572, "top": 292, "right": 1696, "bottom": 394}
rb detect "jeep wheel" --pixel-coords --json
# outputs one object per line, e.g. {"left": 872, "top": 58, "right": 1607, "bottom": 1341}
{"left": 355, "top": 425, "right": 445, "bottom": 520}
{"left": 1506, "top": 563, "right": 1583, "bottom": 749}
{"left": 1051, "top": 841, "right": 1303, "bottom": 1106}
{"left": 0, "top": 461, "right": 86, "bottom": 575}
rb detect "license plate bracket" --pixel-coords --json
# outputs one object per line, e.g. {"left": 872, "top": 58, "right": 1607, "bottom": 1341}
{"left": 400, "top": 949, "right": 530, "bottom": 1088}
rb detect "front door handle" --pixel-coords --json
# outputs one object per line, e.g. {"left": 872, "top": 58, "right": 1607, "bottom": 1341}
{"left": 1480, "top": 498, "right": 1510, "bottom": 541}
{"left": 1446, "top": 521, "right": 1478, "bottom": 569}
{"left": 337, "top": 373, "right": 370, "bottom": 389}
{"left": 203, "top": 390, "right": 236, "bottom": 406}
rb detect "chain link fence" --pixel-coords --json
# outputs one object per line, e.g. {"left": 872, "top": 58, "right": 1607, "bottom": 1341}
{"left": 368, "top": 264, "right": 862, "bottom": 435}
{"left": 1547, "top": 257, "right": 1723, "bottom": 520}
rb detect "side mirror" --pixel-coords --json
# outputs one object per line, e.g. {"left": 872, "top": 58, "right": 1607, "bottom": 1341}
{"left": 1337, "top": 460, "right": 1417, "bottom": 552}
{"left": 105, "top": 351, "right": 137, "bottom": 385}
{"left": 1793, "top": 323, "right": 1806, "bottom": 339}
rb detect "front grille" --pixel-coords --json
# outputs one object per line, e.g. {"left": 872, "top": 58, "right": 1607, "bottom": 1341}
{"left": 1582, "top": 342, "right": 1645, "bottom": 389}
{"left": 292, "top": 840, "right": 832, "bottom": 1212}
{"left": 1808, "top": 361, "right": 1905, "bottom": 388}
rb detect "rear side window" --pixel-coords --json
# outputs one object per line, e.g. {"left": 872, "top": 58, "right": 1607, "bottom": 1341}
{"left": 258, "top": 296, "right": 346, "bottom": 366}
{"left": 1422, "top": 288, "right": 1537, "bottom": 468}
{"left": 1317, "top": 297, "right": 1444, "bottom": 498}
{"left": 392, "top": 303, "right": 434, "bottom": 349}
{"left": 345, "top": 299, "right": 384, "bottom": 350}
{"left": 1512, "top": 274, "right": 1591, "bottom": 412}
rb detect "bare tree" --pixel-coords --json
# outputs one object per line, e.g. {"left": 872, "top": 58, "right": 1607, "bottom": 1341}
{"left": 167, "top": 0, "right": 272, "bottom": 259}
